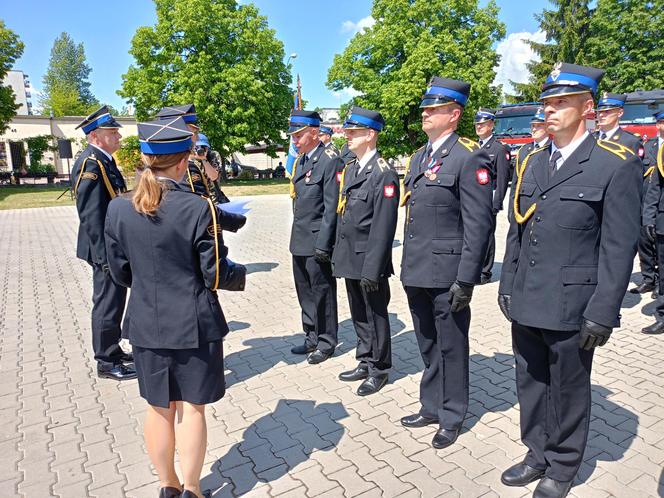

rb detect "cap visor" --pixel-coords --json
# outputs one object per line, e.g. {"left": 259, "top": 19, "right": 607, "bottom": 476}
{"left": 287, "top": 125, "right": 312, "bottom": 135}
{"left": 419, "top": 98, "right": 456, "bottom": 109}
{"left": 540, "top": 86, "right": 593, "bottom": 100}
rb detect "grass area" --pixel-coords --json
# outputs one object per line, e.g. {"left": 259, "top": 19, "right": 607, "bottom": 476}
{"left": 0, "top": 179, "right": 290, "bottom": 211}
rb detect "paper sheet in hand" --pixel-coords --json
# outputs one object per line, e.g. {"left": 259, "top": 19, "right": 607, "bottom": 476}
{"left": 218, "top": 199, "right": 251, "bottom": 215}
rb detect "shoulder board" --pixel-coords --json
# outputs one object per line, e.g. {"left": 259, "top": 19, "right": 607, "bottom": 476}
{"left": 525, "top": 145, "right": 547, "bottom": 159}
{"left": 377, "top": 157, "right": 390, "bottom": 172}
{"left": 324, "top": 147, "right": 338, "bottom": 159}
{"left": 597, "top": 139, "right": 635, "bottom": 160}
{"left": 84, "top": 156, "right": 98, "bottom": 165}
{"left": 458, "top": 137, "right": 480, "bottom": 152}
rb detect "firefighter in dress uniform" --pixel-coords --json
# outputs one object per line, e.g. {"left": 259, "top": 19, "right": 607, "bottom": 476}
{"left": 70, "top": 106, "right": 135, "bottom": 381}
{"left": 498, "top": 63, "right": 641, "bottom": 498}
{"left": 288, "top": 110, "right": 343, "bottom": 364}
{"left": 333, "top": 106, "right": 399, "bottom": 396}
{"left": 399, "top": 77, "right": 494, "bottom": 450}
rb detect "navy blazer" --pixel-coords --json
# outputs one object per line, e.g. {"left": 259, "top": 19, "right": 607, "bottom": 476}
{"left": 333, "top": 153, "right": 399, "bottom": 281}
{"left": 400, "top": 133, "right": 494, "bottom": 287}
{"left": 71, "top": 145, "right": 127, "bottom": 265}
{"left": 501, "top": 134, "right": 641, "bottom": 330}
{"left": 104, "top": 181, "right": 229, "bottom": 349}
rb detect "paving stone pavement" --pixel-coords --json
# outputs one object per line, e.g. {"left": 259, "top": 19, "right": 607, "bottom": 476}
{"left": 1, "top": 194, "right": 664, "bottom": 498}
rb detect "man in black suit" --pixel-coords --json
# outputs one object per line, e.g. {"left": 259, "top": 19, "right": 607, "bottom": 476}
{"left": 399, "top": 77, "right": 494, "bottom": 450}
{"left": 498, "top": 63, "right": 641, "bottom": 498}
{"left": 71, "top": 106, "right": 136, "bottom": 380}
{"left": 333, "top": 107, "right": 399, "bottom": 396}
{"left": 474, "top": 109, "right": 511, "bottom": 283}
{"left": 288, "top": 110, "right": 343, "bottom": 364}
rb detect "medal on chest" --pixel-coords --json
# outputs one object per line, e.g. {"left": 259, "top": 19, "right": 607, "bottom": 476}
{"left": 305, "top": 169, "right": 312, "bottom": 183}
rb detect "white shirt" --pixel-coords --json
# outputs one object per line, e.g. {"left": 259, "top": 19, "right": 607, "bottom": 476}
{"left": 598, "top": 126, "right": 619, "bottom": 140}
{"left": 90, "top": 143, "right": 113, "bottom": 162}
{"left": 479, "top": 134, "right": 493, "bottom": 147}
{"left": 536, "top": 138, "right": 549, "bottom": 148}
{"left": 357, "top": 148, "right": 377, "bottom": 174}
{"left": 428, "top": 132, "right": 453, "bottom": 156}
{"left": 551, "top": 132, "right": 590, "bottom": 171}
{"left": 658, "top": 137, "right": 663, "bottom": 149}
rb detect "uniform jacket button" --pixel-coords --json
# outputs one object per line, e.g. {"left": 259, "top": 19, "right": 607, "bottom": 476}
{"left": 578, "top": 192, "right": 584, "bottom": 198}
{"left": 530, "top": 260, "right": 535, "bottom": 266}
{"left": 541, "top": 194, "right": 547, "bottom": 200}
{"left": 409, "top": 234, "right": 413, "bottom": 239}
{"left": 535, "top": 216, "right": 542, "bottom": 222}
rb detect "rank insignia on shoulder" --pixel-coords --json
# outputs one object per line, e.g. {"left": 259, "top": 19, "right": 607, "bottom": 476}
{"left": 377, "top": 158, "right": 389, "bottom": 172}
{"left": 324, "top": 148, "right": 338, "bottom": 159}
{"left": 81, "top": 172, "right": 98, "bottom": 181}
{"left": 476, "top": 168, "right": 490, "bottom": 185}
{"left": 191, "top": 174, "right": 201, "bottom": 182}
{"left": 384, "top": 184, "right": 396, "bottom": 198}
{"left": 336, "top": 171, "right": 342, "bottom": 183}
{"left": 458, "top": 137, "right": 480, "bottom": 152}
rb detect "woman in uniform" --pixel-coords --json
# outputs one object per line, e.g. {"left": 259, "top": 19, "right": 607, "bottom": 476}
{"left": 104, "top": 117, "right": 230, "bottom": 498}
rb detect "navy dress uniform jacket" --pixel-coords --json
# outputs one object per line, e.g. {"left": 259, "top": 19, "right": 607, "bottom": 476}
{"left": 400, "top": 133, "right": 494, "bottom": 287}
{"left": 643, "top": 141, "right": 664, "bottom": 232}
{"left": 71, "top": 145, "right": 127, "bottom": 265}
{"left": 481, "top": 135, "right": 511, "bottom": 212}
{"left": 290, "top": 142, "right": 343, "bottom": 256}
{"left": 333, "top": 153, "right": 399, "bottom": 281}
{"left": 598, "top": 128, "right": 643, "bottom": 159}
{"left": 500, "top": 134, "right": 642, "bottom": 330}
{"left": 104, "top": 184, "right": 230, "bottom": 350}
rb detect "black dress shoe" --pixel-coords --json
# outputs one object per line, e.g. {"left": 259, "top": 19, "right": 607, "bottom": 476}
{"left": 307, "top": 349, "right": 332, "bottom": 364}
{"left": 533, "top": 477, "right": 572, "bottom": 498}
{"left": 357, "top": 374, "right": 388, "bottom": 396}
{"left": 181, "top": 491, "right": 211, "bottom": 498}
{"left": 629, "top": 282, "right": 656, "bottom": 294}
{"left": 120, "top": 351, "right": 134, "bottom": 363}
{"left": 159, "top": 486, "right": 182, "bottom": 498}
{"left": 642, "top": 321, "right": 664, "bottom": 334}
{"left": 291, "top": 343, "right": 316, "bottom": 355}
{"left": 400, "top": 413, "right": 438, "bottom": 428}
{"left": 652, "top": 289, "right": 660, "bottom": 300}
{"left": 339, "top": 365, "right": 369, "bottom": 382}
{"left": 97, "top": 363, "right": 137, "bottom": 381}
{"left": 431, "top": 428, "right": 459, "bottom": 449}
{"left": 500, "top": 461, "right": 545, "bottom": 486}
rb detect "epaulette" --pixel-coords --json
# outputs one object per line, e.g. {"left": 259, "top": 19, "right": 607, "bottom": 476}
{"left": 377, "top": 157, "right": 390, "bottom": 172}
{"left": 324, "top": 147, "right": 338, "bottom": 159}
{"left": 597, "top": 139, "right": 635, "bottom": 160}
{"left": 458, "top": 137, "right": 480, "bottom": 152}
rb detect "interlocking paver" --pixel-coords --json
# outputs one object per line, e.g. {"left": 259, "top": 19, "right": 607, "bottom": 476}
{"left": 1, "top": 197, "right": 663, "bottom": 497}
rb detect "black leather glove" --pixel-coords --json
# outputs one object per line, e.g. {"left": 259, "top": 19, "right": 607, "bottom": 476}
{"left": 492, "top": 208, "right": 500, "bottom": 216}
{"left": 498, "top": 294, "right": 512, "bottom": 322}
{"left": 220, "top": 259, "right": 246, "bottom": 291}
{"left": 448, "top": 281, "right": 474, "bottom": 313}
{"left": 579, "top": 319, "right": 612, "bottom": 350}
{"left": 646, "top": 225, "right": 657, "bottom": 243}
{"left": 360, "top": 277, "right": 380, "bottom": 293}
{"left": 314, "top": 249, "right": 331, "bottom": 264}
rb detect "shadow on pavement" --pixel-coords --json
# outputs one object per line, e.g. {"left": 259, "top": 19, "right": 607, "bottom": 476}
{"left": 245, "top": 262, "right": 279, "bottom": 274}
{"left": 201, "top": 398, "right": 349, "bottom": 497}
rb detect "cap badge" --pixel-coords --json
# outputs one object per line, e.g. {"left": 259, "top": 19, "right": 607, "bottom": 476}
{"left": 550, "top": 62, "right": 562, "bottom": 81}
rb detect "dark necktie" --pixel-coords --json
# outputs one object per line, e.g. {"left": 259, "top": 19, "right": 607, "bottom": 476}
{"left": 599, "top": 131, "right": 607, "bottom": 141}
{"left": 422, "top": 145, "right": 433, "bottom": 168}
{"left": 549, "top": 150, "right": 562, "bottom": 179}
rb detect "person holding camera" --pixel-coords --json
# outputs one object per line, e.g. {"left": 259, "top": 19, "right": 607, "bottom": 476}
{"left": 104, "top": 117, "right": 244, "bottom": 498}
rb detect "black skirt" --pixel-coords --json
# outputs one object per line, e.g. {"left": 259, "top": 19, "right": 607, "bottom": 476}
{"left": 133, "top": 341, "right": 225, "bottom": 408}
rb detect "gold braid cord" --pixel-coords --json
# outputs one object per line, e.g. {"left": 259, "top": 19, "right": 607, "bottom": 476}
{"left": 658, "top": 142, "right": 664, "bottom": 179}
{"left": 204, "top": 197, "right": 220, "bottom": 291}
{"left": 399, "top": 154, "right": 414, "bottom": 208}
{"left": 513, "top": 152, "right": 537, "bottom": 224}
{"left": 596, "top": 139, "right": 634, "bottom": 160}
{"left": 289, "top": 155, "right": 301, "bottom": 200}
{"left": 336, "top": 165, "right": 348, "bottom": 214}
{"left": 74, "top": 157, "right": 116, "bottom": 200}
{"left": 645, "top": 166, "right": 655, "bottom": 178}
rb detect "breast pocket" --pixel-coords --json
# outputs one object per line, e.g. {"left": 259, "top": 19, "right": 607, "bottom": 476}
{"left": 557, "top": 186, "right": 604, "bottom": 230}
{"left": 424, "top": 173, "right": 456, "bottom": 207}
{"left": 518, "top": 182, "right": 537, "bottom": 211}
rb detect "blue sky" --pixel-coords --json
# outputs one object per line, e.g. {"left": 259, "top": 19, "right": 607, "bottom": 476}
{"left": 1, "top": 0, "right": 550, "bottom": 112}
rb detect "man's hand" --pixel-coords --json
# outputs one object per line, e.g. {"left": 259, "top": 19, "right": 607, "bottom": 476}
{"left": 360, "top": 277, "right": 380, "bottom": 293}
{"left": 579, "top": 319, "right": 612, "bottom": 350}
{"left": 313, "top": 249, "right": 331, "bottom": 264}
{"left": 646, "top": 225, "right": 657, "bottom": 243}
{"left": 498, "top": 294, "right": 512, "bottom": 322}
{"left": 448, "top": 281, "right": 474, "bottom": 312}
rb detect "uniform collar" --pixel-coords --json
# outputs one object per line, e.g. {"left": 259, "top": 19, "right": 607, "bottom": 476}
{"left": 479, "top": 134, "right": 493, "bottom": 147}
{"left": 306, "top": 141, "right": 323, "bottom": 160}
{"left": 551, "top": 131, "right": 590, "bottom": 164}
{"left": 90, "top": 143, "right": 113, "bottom": 162}
{"left": 429, "top": 132, "right": 453, "bottom": 156}
{"left": 600, "top": 126, "right": 620, "bottom": 139}
{"left": 357, "top": 149, "right": 377, "bottom": 171}
{"left": 536, "top": 137, "right": 549, "bottom": 148}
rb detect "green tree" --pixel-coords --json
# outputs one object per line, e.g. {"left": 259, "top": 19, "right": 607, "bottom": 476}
{"left": 0, "top": 20, "right": 24, "bottom": 133}
{"left": 511, "top": 0, "right": 592, "bottom": 102}
{"left": 118, "top": 0, "right": 293, "bottom": 160}
{"left": 585, "top": 0, "right": 664, "bottom": 93}
{"left": 327, "top": 0, "right": 505, "bottom": 157}
{"left": 41, "top": 32, "right": 98, "bottom": 116}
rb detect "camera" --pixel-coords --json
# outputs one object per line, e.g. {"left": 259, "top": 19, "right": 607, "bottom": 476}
{"left": 194, "top": 145, "right": 208, "bottom": 156}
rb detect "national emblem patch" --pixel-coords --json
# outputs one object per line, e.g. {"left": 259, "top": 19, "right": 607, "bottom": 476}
{"left": 336, "top": 172, "right": 342, "bottom": 183}
{"left": 384, "top": 184, "right": 395, "bottom": 198}
{"left": 476, "top": 168, "right": 490, "bottom": 185}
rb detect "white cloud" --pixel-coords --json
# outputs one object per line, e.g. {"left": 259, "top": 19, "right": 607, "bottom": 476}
{"left": 341, "top": 16, "right": 375, "bottom": 35}
{"left": 493, "top": 30, "right": 547, "bottom": 97}
{"left": 331, "top": 87, "right": 362, "bottom": 100}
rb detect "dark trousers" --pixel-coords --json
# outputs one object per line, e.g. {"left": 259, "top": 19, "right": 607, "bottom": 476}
{"left": 405, "top": 286, "right": 470, "bottom": 431}
{"left": 638, "top": 226, "right": 658, "bottom": 285}
{"left": 482, "top": 213, "right": 497, "bottom": 278}
{"left": 345, "top": 278, "right": 392, "bottom": 376}
{"left": 512, "top": 322, "right": 594, "bottom": 482}
{"left": 654, "top": 235, "right": 664, "bottom": 320}
{"left": 292, "top": 255, "right": 338, "bottom": 354}
{"left": 91, "top": 264, "right": 127, "bottom": 369}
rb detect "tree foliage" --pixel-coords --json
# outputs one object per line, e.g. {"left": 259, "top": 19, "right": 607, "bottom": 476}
{"left": 326, "top": 0, "right": 505, "bottom": 158}
{"left": 585, "top": 0, "right": 664, "bottom": 93}
{"left": 118, "top": 0, "right": 293, "bottom": 159}
{"left": 41, "top": 32, "right": 98, "bottom": 116}
{"left": 114, "top": 135, "right": 142, "bottom": 177}
{"left": 510, "top": 0, "right": 592, "bottom": 102}
{"left": 0, "top": 20, "right": 24, "bottom": 133}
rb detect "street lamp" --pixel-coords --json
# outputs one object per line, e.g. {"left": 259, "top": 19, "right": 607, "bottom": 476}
{"left": 286, "top": 52, "right": 298, "bottom": 66}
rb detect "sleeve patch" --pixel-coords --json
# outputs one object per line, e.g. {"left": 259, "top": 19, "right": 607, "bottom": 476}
{"left": 476, "top": 168, "right": 490, "bottom": 185}
{"left": 506, "top": 152, "right": 511, "bottom": 161}
{"left": 191, "top": 173, "right": 201, "bottom": 182}
{"left": 384, "top": 184, "right": 396, "bottom": 198}
{"left": 81, "top": 172, "right": 98, "bottom": 181}
{"left": 336, "top": 171, "right": 342, "bottom": 183}
{"left": 207, "top": 224, "right": 223, "bottom": 236}
{"left": 324, "top": 148, "right": 338, "bottom": 159}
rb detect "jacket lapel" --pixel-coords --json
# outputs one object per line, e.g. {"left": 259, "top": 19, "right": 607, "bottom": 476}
{"left": 345, "top": 154, "right": 375, "bottom": 190}
{"left": 541, "top": 134, "right": 595, "bottom": 193}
